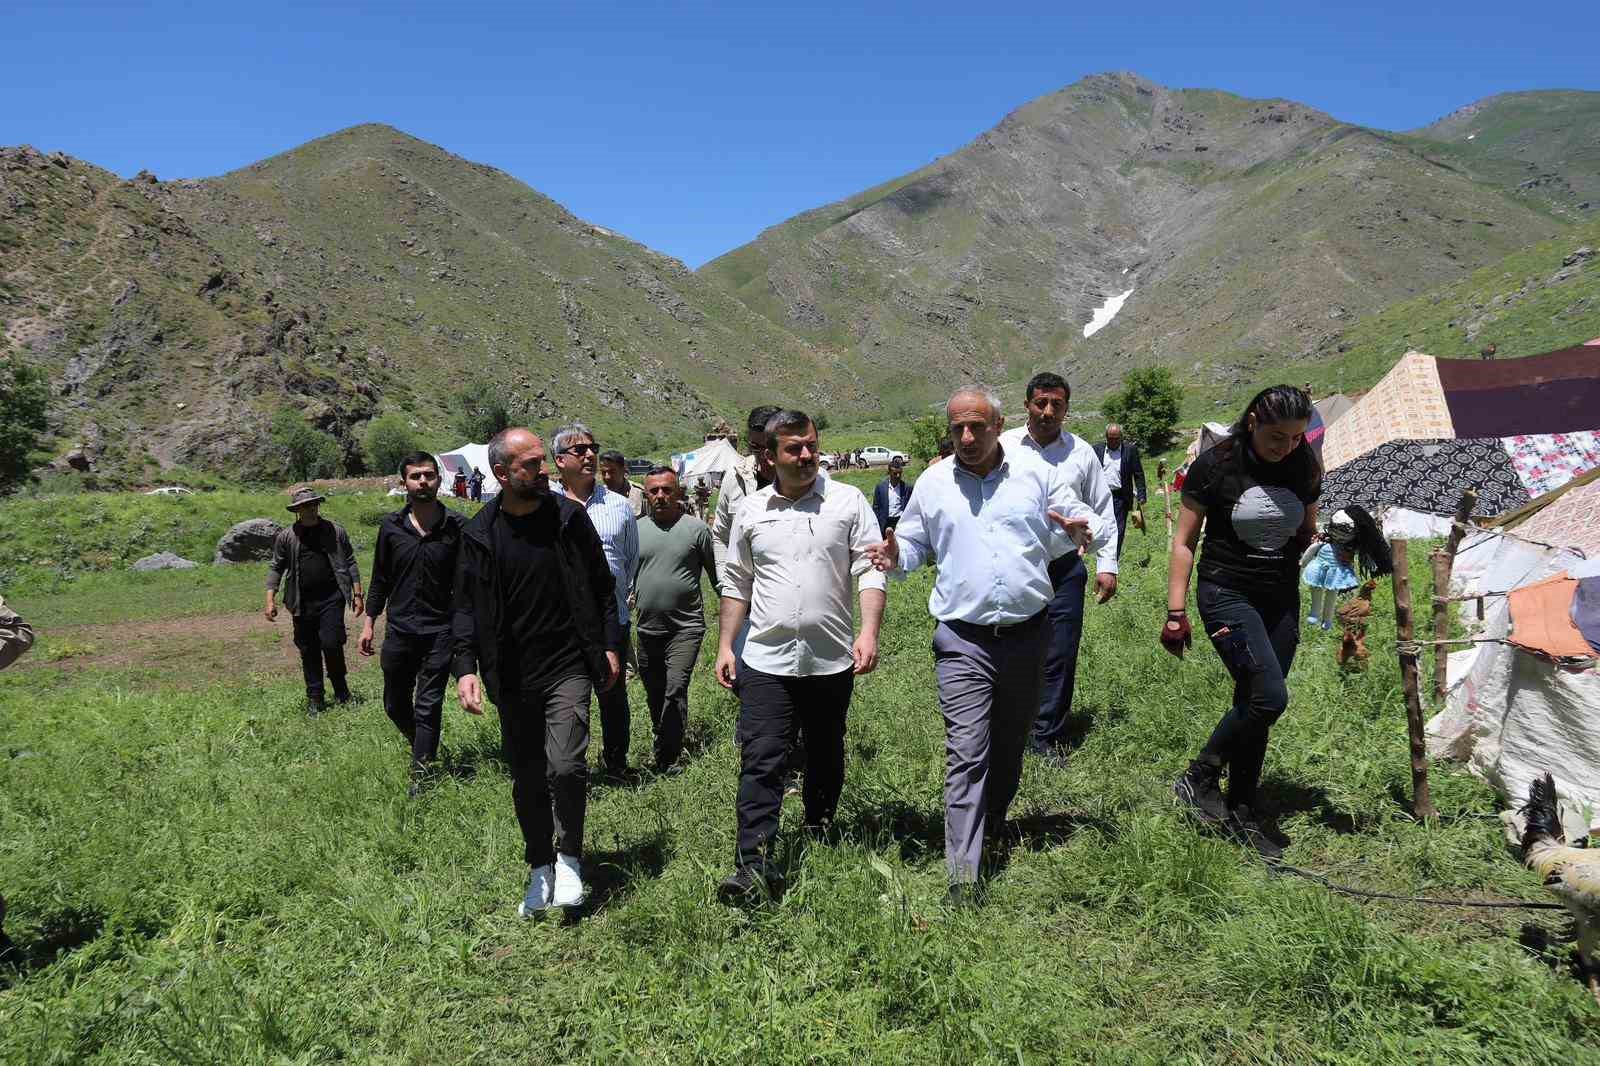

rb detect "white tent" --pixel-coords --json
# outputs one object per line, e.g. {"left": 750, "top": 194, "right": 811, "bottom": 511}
{"left": 1429, "top": 479, "right": 1600, "bottom": 835}
{"left": 437, "top": 443, "right": 498, "bottom": 498}
{"left": 673, "top": 438, "right": 742, "bottom": 491}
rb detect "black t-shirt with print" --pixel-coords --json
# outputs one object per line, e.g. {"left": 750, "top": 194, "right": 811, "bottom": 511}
{"left": 1182, "top": 437, "right": 1321, "bottom": 591}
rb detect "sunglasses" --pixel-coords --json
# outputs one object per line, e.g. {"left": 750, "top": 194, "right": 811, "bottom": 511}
{"left": 558, "top": 443, "right": 599, "bottom": 456}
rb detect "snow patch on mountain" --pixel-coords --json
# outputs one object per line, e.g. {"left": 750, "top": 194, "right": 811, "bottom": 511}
{"left": 1083, "top": 288, "right": 1134, "bottom": 338}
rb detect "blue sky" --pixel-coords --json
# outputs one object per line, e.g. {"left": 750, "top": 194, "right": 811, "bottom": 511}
{"left": 5, "top": 1, "right": 1593, "bottom": 267}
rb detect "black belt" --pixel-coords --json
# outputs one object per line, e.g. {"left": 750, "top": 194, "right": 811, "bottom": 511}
{"left": 944, "top": 609, "right": 1047, "bottom": 640}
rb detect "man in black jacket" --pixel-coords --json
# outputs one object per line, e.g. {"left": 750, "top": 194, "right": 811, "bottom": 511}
{"left": 360, "top": 452, "right": 463, "bottom": 794}
{"left": 871, "top": 457, "right": 912, "bottom": 536}
{"left": 453, "top": 428, "right": 623, "bottom": 917}
{"left": 265, "top": 485, "right": 364, "bottom": 715}
{"left": 1092, "top": 424, "right": 1146, "bottom": 561}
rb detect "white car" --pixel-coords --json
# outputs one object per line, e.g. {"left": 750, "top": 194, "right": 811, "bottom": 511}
{"left": 857, "top": 446, "right": 908, "bottom": 469}
{"left": 143, "top": 486, "right": 194, "bottom": 496}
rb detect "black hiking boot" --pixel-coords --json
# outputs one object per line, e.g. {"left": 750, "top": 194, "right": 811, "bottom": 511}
{"left": 1173, "top": 758, "right": 1229, "bottom": 826}
{"left": 1225, "top": 805, "right": 1287, "bottom": 862}
{"left": 944, "top": 882, "right": 981, "bottom": 910}
{"left": 717, "top": 866, "right": 783, "bottom": 906}
{"left": 307, "top": 697, "right": 326, "bottom": 718}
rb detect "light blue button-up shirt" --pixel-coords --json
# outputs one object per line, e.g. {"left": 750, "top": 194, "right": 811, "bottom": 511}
{"left": 567, "top": 482, "right": 639, "bottom": 628}
{"left": 895, "top": 446, "right": 1109, "bottom": 625}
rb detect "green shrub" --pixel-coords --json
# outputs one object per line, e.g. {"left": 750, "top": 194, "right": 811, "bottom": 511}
{"left": 0, "top": 357, "right": 50, "bottom": 493}
{"left": 363, "top": 413, "right": 421, "bottom": 477}
{"left": 269, "top": 409, "right": 341, "bottom": 481}
{"left": 1102, "top": 366, "right": 1183, "bottom": 452}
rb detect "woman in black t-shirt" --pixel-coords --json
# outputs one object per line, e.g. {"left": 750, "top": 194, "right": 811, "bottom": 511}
{"left": 1161, "top": 386, "right": 1321, "bottom": 860}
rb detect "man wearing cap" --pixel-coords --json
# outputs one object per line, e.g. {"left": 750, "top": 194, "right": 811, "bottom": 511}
{"left": 266, "top": 485, "right": 364, "bottom": 716}
{"left": 711, "top": 405, "right": 782, "bottom": 575}
{"left": 871, "top": 456, "right": 913, "bottom": 536}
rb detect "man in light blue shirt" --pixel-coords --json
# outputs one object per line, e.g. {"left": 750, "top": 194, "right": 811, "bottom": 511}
{"left": 868, "top": 386, "right": 1107, "bottom": 903}
{"left": 553, "top": 422, "right": 641, "bottom": 773}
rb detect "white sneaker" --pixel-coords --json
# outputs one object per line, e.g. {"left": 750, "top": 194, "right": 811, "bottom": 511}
{"left": 517, "top": 864, "right": 554, "bottom": 918}
{"left": 552, "top": 853, "right": 588, "bottom": 907}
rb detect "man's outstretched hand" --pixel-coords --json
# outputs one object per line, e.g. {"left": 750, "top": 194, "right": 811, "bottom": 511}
{"left": 1047, "top": 511, "right": 1094, "bottom": 549}
{"left": 865, "top": 528, "right": 899, "bottom": 573}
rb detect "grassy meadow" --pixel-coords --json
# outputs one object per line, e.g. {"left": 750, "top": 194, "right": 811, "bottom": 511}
{"left": 1, "top": 478, "right": 1597, "bottom": 1064}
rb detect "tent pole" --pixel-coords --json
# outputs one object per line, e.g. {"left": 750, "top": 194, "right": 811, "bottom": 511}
{"left": 1430, "top": 489, "right": 1479, "bottom": 703}
{"left": 1391, "top": 538, "right": 1438, "bottom": 822}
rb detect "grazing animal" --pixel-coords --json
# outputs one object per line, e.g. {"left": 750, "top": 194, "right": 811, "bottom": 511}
{"left": 1505, "top": 772, "right": 1600, "bottom": 1006}
{"left": 1480, "top": 343, "right": 1497, "bottom": 360}
{"left": 1336, "top": 579, "right": 1377, "bottom": 669}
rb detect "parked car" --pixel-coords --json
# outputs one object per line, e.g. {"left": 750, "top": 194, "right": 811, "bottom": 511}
{"left": 625, "top": 457, "right": 654, "bottom": 476}
{"left": 857, "top": 446, "right": 908, "bottom": 469}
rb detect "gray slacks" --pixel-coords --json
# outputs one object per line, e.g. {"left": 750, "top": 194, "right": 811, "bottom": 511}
{"left": 499, "top": 673, "right": 592, "bottom": 867}
{"left": 933, "top": 612, "right": 1050, "bottom": 883}
{"left": 636, "top": 624, "right": 705, "bottom": 770}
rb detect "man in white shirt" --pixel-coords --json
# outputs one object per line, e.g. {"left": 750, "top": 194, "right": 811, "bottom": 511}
{"left": 997, "top": 372, "right": 1118, "bottom": 762}
{"left": 715, "top": 409, "right": 887, "bottom": 902}
{"left": 868, "top": 385, "right": 1106, "bottom": 903}
{"left": 553, "top": 423, "right": 641, "bottom": 774}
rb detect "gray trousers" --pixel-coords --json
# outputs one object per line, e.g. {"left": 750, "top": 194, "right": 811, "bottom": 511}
{"left": 499, "top": 673, "right": 592, "bottom": 867}
{"left": 933, "top": 613, "right": 1050, "bottom": 883}
{"left": 636, "top": 625, "right": 705, "bottom": 770}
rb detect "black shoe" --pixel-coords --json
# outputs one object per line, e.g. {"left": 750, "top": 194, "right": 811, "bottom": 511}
{"left": 717, "top": 866, "right": 782, "bottom": 905}
{"left": 331, "top": 686, "right": 353, "bottom": 705}
{"left": 307, "top": 698, "right": 326, "bottom": 718}
{"left": 407, "top": 762, "right": 436, "bottom": 799}
{"left": 944, "top": 882, "right": 980, "bottom": 910}
{"left": 1225, "top": 805, "right": 1287, "bottom": 862}
{"left": 1173, "top": 759, "right": 1229, "bottom": 826}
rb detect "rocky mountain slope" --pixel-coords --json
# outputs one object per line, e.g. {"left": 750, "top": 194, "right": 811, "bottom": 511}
{"left": 700, "top": 73, "right": 1596, "bottom": 403}
{"left": 1, "top": 127, "right": 866, "bottom": 479}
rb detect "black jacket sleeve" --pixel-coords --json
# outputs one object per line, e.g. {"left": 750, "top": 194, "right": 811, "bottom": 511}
{"left": 573, "top": 511, "right": 623, "bottom": 652}
{"left": 871, "top": 480, "right": 889, "bottom": 535}
{"left": 450, "top": 546, "right": 480, "bottom": 680}
{"left": 1128, "top": 444, "right": 1147, "bottom": 503}
{"left": 335, "top": 524, "right": 362, "bottom": 589}
{"left": 366, "top": 518, "right": 391, "bottom": 618}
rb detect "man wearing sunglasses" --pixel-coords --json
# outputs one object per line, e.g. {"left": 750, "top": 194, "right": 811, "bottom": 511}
{"left": 553, "top": 423, "right": 640, "bottom": 775}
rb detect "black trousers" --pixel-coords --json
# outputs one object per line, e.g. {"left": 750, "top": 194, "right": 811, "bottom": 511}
{"left": 379, "top": 629, "right": 451, "bottom": 765}
{"left": 499, "top": 673, "right": 592, "bottom": 867}
{"left": 733, "top": 663, "right": 854, "bottom": 871}
{"left": 1195, "top": 580, "right": 1300, "bottom": 809}
{"left": 598, "top": 627, "right": 633, "bottom": 769}
{"left": 1111, "top": 495, "right": 1131, "bottom": 561}
{"left": 636, "top": 625, "right": 705, "bottom": 771}
{"left": 1031, "top": 551, "right": 1085, "bottom": 753}
{"left": 291, "top": 593, "right": 347, "bottom": 701}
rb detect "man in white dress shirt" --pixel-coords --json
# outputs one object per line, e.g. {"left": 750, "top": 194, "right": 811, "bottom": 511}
{"left": 553, "top": 423, "right": 641, "bottom": 774}
{"left": 715, "top": 410, "right": 887, "bottom": 902}
{"left": 867, "top": 386, "right": 1107, "bottom": 904}
{"left": 997, "top": 372, "right": 1119, "bottom": 762}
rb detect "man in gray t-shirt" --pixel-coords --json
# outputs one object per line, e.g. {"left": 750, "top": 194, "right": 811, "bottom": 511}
{"left": 633, "top": 467, "right": 719, "bottom": 772}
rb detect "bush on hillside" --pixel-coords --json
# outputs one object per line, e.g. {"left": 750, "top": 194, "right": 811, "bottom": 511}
{"left": 451, "top": 380, "right": 514, "bottom": 444}
{"left": 0, "top": 357, "right": 50, "bottom": 493}
{"left": 1102, "top": 367, "right": 1182, "bottom": 452}
{"left": 906, "top": 415, "right": 947, "bottom": 462}
{"left": 363, "top": 413, "right": 422, "bottom": 477}
{"left": 270, "top": 409, "right": 342, "bottom": 481}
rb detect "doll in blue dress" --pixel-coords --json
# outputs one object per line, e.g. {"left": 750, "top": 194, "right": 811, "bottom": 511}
{"left": 1301, "top": 506, "right": 1389, "bottom": 630}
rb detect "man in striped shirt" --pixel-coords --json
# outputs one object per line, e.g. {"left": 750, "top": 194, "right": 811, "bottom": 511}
{"left": 553, "top": 423, "right": 641, "bottom": 774}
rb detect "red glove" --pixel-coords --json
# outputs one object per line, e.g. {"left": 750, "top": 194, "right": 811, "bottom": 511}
{"left": 1160, "top": 611, "right": 1193, "bottom": 658}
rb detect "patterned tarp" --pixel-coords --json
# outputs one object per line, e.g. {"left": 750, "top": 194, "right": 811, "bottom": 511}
{"left": 1319, "top": 437, "right": 1528, "bottom": 517}
{"left": 1322, "top": 352, "right": 1454, "bottom": 471}
{"left": 1505, "top": 472, "right": 1600, "bottom": 558}
{"left": 1501, "top": 431, "right": 1600, "bottom": 499}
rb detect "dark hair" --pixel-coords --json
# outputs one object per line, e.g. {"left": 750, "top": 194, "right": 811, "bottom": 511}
{"left": 1231, "top": 385, "right": 1312, "bottom": 437}
{"left": 764, "top": 409, "right": 814, "bottom": 438}
{"left": 1342, "top": 505, "right": 1393, "bottom": 578}
{"left": 644, "top": 465, "right": 678, "bottom": 480}
{"left": 937, "top": 435, "right": 955, "bottom": 457}
{"left": 1025, "top": 371, "right": 1070, "bottom": 403}
{"left": 598, "top": 449, "right": 625, "bottom": 466}
{"left": 397, "top": 451, "right": 438, "bottom": 478}
{"left": 747, "top": 405, "right": 783, "bottom": 436}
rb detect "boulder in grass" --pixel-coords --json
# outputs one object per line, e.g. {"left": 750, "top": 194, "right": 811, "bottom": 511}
{"left": 132, "top": 551, "right": 198, "bottom": 572}
{"left": 214, "top": 518, "right": 282, "bottom": 564}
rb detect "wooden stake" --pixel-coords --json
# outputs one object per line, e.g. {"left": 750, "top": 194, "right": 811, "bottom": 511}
{"left": 1429, "top": 489, "right": 1479, "bottom": 702}
{"left": 1391, "top": 537, "right": 1438, "bottom": 821}
{"left": 1157, "top": 459, "right": 1173, "bottom": 537}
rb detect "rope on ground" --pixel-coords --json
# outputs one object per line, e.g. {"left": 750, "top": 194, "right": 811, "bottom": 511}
{"left": 1394, "top": 637, "right": 1507, "bottom": 656}
{"left": 1269, "top": 862, "right": 1567, "bottom": 910}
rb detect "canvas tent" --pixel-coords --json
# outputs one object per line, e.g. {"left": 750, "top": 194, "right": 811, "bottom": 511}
{"left": 1429, "top": 467, "right": 1600, "bottom": 836}
{"left": 672, "top": 438, "right": 742, "bottom": 491}
{"left": 1318, "top": 344, "right": 1600, "bottom": 528}
{"left": 437, "top": 443, "right": 498, "bottom": 498}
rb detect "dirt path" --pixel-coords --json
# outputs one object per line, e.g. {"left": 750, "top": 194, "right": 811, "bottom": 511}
{"left": 20, "top": 610, "right": 390, "bottom": 686}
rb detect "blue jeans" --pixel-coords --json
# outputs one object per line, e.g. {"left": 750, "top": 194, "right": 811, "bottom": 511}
{"left": 1031, "top": 552, "right": 1085, "bottom": 753}
{"left": 1195, "top": 580, "right": 1300, "bottom": 808}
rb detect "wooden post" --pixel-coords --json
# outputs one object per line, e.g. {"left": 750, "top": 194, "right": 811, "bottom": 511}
{"left": 1391, "top": 538, "right": 1438, "bottom": 821}
{"left": 1429, "top": 489, "right": 1479, "bottom": 702}
{"left": 1157, "top": 459, "right": 1174, "bottom": 537}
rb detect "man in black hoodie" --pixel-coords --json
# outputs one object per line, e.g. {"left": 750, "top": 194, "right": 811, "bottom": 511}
{"left": 453, "top": 427, "right": 623, "bottom": 917}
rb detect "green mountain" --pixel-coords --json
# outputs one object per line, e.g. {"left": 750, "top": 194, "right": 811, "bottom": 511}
{"left": 1, "top": 127, "right": 867, "bottom": 480}
{"left": 700, "top": 73, "right": 1596, "bottom": 404}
